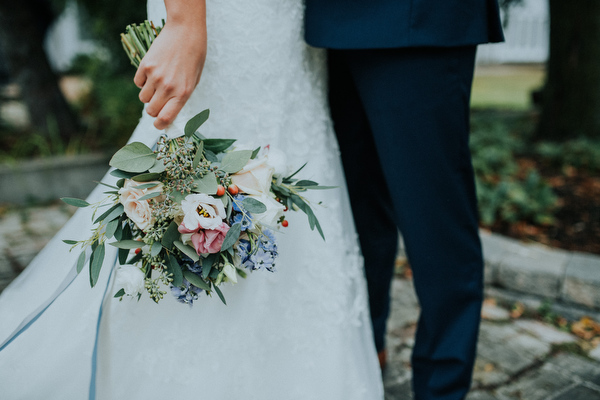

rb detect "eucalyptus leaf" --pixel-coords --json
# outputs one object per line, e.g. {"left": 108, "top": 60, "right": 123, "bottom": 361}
{"left": 192, "top": 141, "right": 204, "bottom": 169}
{"left": 132, "top": 172, "right": 161, "bottom": 182}
{"left": 242, "top": 197, "right": 267, "bottom": 214}
{"left": 161, "top": 221, "right": 179, "bottom": 249}
{"left": 116, "top": 178, "right": 125, "bottom": 188}
{"left": 94, "top": 203, "right": 124, "bottom": 224}
{"left": 174, "top": 241, "right": 199, "bottom": 262}
{"left": 184, "top": 109, "right": 210, "bottom": 138}
{"left": 183, "top": 270, "right": 211, "bottom": 291}
{"left": 90, "top": 243, "right": 105, "bottom": 287}
{"left": 303, "top": 185, "right": 337, "bottom": 190}
{"left": 110, "top": 169, "right": 137, "bottom": 179}
{"left": 109, "top": 142, "right": 156, "bottom": 173}
{"left": 105, "top": 218, "right": 119, "bottom": 239}
{"left": 221, "top": 223, "right": 241, "bottom": 252}
{"left": 76, "top": 251, "right": 86, "bottom": 274}
{"left": 62, "top": 239, "right": 78, "bottom": 245}
{"left": 61, "top": 197, "right": 90, "bottom": 208}
{"left": 203, "top": 139, "right": 236, "bottom": 153}
{"left": 126, "top": 252, "right": 143, "bottom": 265}
{"left": 94, "top": 181, "right": 119, "bottom": 190}
{"left": 134, "top": 182, "right": 160, "bottom": 190}
{"left": 204, "top": 149, "right": 218, "bottom": 162}
{"left": 138, "top": 192, "right": 161, "bottom": 201}
{"left": 103, "top": 191, "right": 119, "bottom": 195}
{"left": 110, "top": 240, "right": 144, "bottom": 249}
{"left": 148, "top": 159, "right": 166, "bottom": 173}
{"left": 114, "top": 288, "right": 126, "bottom": 298}
{"left": 118, "top": 248, "right": 129, "bottom": 265}
{"left": 219, "top": 150, "right": 252, "bottom": 174}
{"left": 202, "top": 254, "right": 217, "bottom": 279}
{"left": 114, "top": 220, "right": 124, "bottom": 241}
{"left": 168, "top": 190, "right": 186, "bottom": 204}
{"left": 193, "top": 171, "right": 218, "bottom": 195}
{"left": 213, "top": 284, "right": 227, "bottom": 305}
{"left": 284, "top": 162, "right": 307, "bottom": 181}
{"left": 295, "top": 180, "right": 318, "bottom": 186}
{"left": 251, "top": 146, "right": 261, "bottom": 159}
{"left": 167, "top": 255, "right": 183, "bottom": 287}
{"left": 150, "top": 241, "right": 162, "bottom": 257}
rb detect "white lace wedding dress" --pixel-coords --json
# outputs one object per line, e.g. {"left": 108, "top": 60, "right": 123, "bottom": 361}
{"left": 0, "top": 0, "right": 383, "bottom": 398}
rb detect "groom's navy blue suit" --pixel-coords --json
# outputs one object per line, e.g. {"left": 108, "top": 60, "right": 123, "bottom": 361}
{"left": 305, "top": 1, "right": 503, "bottom": 399}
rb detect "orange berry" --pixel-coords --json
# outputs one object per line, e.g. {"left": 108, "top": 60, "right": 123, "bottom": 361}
{"left": 228, "top": 184, "right": 239, "bottom": 195}
{"left": 216, "top": 185, "right": 225, "bottom": 197}
{"left": 281, "top": 220, "right": 289, "bottom": 228}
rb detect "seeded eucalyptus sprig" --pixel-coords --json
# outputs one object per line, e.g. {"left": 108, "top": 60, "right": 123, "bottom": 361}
{"left": 120, "top": 20, "right": 164, "bottom": 68}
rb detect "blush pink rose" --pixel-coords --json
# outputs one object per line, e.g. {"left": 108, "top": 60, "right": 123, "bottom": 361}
{"left": 185, "top": 222, "right": 230, "bottom": 254}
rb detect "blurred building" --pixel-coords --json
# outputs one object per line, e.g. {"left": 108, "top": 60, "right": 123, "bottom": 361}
{"left": 477, "top": 0, "right": 549, "bottom": 64}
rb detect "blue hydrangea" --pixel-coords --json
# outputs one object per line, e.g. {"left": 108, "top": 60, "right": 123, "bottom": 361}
{"left": 236, "top": 239, "right": 255, "bottom": 270}
{"left": 233, "top": 212, "right": 253, "bottom": 231}
{"left": 258, "top": 229, "right": 278, "bottom": 253}
{"left": 231, "top": 194, "right": 246, "bottom": 212}
{"left": 250, "top": 247, "right": 276, "bottom": 272}
{"left": 171, "top": 278, "right": 202, "bottom": 306}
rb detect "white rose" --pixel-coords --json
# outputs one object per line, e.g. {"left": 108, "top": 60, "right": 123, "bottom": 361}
{"left": 230, "top": 158, "right": 275, "bottom": 195}
{"left": 180, "top": 193, "right": 226, "bottom": 231}
{"left": 248, "top": 194, "right": 285, "bottom": 227}
{"left": 223, "top": 263, "right": 238, "bottom": 284}
{"left": 115, "top": 265, "right": 145, "bottom": 296}
{"left": 118, "top": 180, "right": 163, "bottom": 231}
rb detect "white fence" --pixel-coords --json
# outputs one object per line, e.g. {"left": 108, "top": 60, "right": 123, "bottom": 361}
{"left": 477, "top": 0, "right": 549, "bottom": 64}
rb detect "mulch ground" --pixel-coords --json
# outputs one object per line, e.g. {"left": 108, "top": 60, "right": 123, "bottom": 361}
{"left": 488, "top": 161, "right": 600, "bottom": 255}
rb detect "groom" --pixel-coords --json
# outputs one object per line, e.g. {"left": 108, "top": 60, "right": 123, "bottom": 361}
{"left": 304, "top": 1, "right": 504, "bottom": 399}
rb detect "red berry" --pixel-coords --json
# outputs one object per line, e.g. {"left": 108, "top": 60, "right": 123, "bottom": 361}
{"left": 281, "top": 220, "right": 289, "bottom": 227}
{"left": 135, "top": 248, "right": 141, "bottom": 254}
{"left": 216, "top": 185, "right": 225, "bottom": 196}
{"left": 228, "top": 184, "right": 239, "bottom": 195}
{"left": 283, "top": 207, "right": 288, "bottom": 212}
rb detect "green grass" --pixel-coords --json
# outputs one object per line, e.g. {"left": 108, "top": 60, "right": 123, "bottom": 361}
{"left": 471, "top": 65, "right": 546, "bottom": 110}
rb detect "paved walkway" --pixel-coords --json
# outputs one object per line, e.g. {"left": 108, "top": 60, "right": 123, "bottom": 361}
{"left": 1, "top": 202, "right": 600, "bottom": 399}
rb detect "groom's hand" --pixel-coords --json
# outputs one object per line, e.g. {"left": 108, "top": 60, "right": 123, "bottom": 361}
{"left": 134, "top": 0, "right": 207, "bottom": 130}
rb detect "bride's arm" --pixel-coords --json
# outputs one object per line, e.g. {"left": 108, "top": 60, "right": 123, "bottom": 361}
{"left": 134, "top": 0, "right": 207, "bottom": 130}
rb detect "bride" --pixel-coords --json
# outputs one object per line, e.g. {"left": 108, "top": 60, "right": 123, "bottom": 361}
{"left": 0, "top": 0, "right": 384, "bottom": 398}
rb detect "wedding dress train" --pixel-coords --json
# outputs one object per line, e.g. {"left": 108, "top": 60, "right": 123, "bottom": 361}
{"left": 0, "top": 0, "right": 384, "bottom": 398}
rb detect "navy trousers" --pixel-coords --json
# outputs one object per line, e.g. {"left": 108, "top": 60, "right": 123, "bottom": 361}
{"left": 328, "top": 46, "right": 483, "bottom": 400}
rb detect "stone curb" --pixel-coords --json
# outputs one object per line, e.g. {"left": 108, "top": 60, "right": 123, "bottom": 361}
{"left": 480, "top": 230, "right": 600, "bottom": 311}
{"left": 0, "top": 153, "right": 111, "bottom": 204}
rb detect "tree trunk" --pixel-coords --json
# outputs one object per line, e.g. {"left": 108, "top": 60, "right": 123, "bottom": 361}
{"left": 0, "top": 1, "right": 79, "bottom": 140}
{"left": 537, "top": 0, "right": 600, "bottom": 141}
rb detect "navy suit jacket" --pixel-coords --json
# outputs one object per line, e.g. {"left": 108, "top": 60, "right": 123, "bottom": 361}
{"left": 305, "top": 0, "right": 504, "bottom": 49}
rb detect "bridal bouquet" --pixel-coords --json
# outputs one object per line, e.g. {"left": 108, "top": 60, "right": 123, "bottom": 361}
{"left": 62, "top": 110, "right": 329, "bottom": 305}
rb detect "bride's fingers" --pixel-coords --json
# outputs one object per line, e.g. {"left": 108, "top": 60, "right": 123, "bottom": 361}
{"left": 153, "top": 97, "right": 185, "bottom": 130}
{"left": 138, "top": 82, "right": 156, "bottom": 104}
{"left": 133, "top": 67, "right": 147, "bottom": 89}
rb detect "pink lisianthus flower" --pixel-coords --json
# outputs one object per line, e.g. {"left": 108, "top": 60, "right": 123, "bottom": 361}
{"left": 179, "top": 222, "right": 230, "bottom": 254}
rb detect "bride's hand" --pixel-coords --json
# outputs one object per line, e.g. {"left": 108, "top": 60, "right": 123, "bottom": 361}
{"left": 134, "top": 0, "right": 207, "bottom": 130}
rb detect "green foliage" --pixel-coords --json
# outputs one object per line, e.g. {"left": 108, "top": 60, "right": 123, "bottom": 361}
{"left": 535, "top": 137, "right": 600, "bottom": 172}
{"left": 70, "top": 54, "right": 142, "bottom": 150}
{"left": 67, "top": 0, "right": 147, "bottom": 72}
{"left": 470, "top": 111, "right": 559, "bottom": 226}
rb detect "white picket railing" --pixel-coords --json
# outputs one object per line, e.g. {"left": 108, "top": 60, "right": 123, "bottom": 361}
{"left": 477, "top": 0, "right": 549, "bottom": 64}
